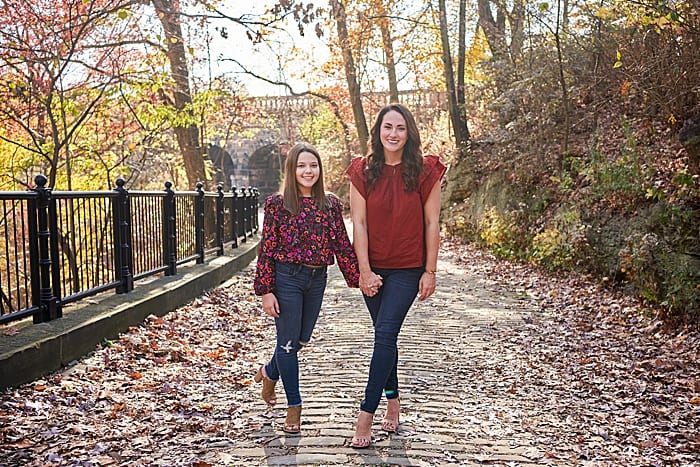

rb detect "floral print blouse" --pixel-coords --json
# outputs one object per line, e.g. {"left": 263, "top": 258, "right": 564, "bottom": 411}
{"left": 254, "top": 193, "right": 360, "bottom": 295}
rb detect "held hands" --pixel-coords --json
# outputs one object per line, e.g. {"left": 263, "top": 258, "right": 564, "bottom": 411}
{"left": 262, "top": 293, "right": 280, "bottom": 317}
{"left": 359, "top": 271, "right": 383, "bottom": 297}
{"left": 418, "top": 271, "right": 436, "bottom": 301}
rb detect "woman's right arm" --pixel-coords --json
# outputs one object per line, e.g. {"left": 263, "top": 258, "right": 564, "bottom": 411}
{"left": 350, "top": 184, "right": 382, "bottom": 295}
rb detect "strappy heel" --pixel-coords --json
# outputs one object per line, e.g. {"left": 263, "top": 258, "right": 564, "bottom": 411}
{"left": 254, "top": 366, "right": 277, "bottom": 406}
{"left": 351, "top": 410, "right": 373, "bottom": 448}
{"left": 382, "top": 398, "right": 400, "bottom": 433}
{"left": 282, "top": 406, "right": 302, "bottom": 434}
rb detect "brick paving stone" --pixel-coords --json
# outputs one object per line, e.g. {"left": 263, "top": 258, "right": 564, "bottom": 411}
{"left": 220, "top": 255, "right": 558, "bottom": 466}
{"left": 265, "top": 454, "right": 349, "bottom": 465}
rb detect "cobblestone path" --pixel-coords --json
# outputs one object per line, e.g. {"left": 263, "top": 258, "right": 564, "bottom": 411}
{"left": 201, "top": 252, "right": 551, "bottom": 467}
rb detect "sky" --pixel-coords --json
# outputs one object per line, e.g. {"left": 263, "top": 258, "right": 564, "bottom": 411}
{"left": 203, "top": 1, "right": 331, "bottom": 97}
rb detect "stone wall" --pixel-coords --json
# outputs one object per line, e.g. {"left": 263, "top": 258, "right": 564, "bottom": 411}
{"left": 441, "top": 151, "right": 700, "bottom": 322}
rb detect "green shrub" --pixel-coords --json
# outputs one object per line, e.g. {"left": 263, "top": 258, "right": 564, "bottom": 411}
{"left": 531, "top": 228, "right": 572, "bottom": 269}
{"left": 583, "top": 125, "right": 654, "bottom": 205}
{"left": 530, "top": 209, "right": 587, "bottom": 270}
{"left": 479, "top": 207, "right": 521, "bottom": 259}
{"left": 618, "top": 232, "right": 699, "bottom": 322}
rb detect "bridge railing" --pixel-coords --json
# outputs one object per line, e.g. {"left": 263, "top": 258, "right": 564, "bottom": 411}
{"left": 0, "top": 176, "right": 259, "bottom": 326}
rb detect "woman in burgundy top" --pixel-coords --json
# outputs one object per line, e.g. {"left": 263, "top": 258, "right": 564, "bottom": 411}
{"left": 347, "top": 104, "right": 446, "bottom": 448}
{"left": 253, "top": 142, "right": 359, "bottom": 434}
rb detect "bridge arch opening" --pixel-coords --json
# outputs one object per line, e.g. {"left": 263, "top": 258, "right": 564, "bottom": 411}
{"left": 248, "top": 143, "right": 284, "bottom": 200}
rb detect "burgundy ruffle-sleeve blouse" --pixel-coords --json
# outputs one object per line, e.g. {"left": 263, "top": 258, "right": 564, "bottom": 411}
{"left": 346, "top": 155, "right": 446, "bottom": 269}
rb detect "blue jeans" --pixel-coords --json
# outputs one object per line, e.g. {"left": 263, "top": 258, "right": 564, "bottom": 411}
{"left": 360, "top": 267, "right": 422, "bottom": 414}
{"left": 264, "top": 262, "right": 327, "bottom": 407}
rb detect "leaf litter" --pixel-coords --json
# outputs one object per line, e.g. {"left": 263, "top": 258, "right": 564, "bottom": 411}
{"left": 443, "top": 240, "right": 699, "bottom": 466}
{"left": 0, "top": 243, "right": 698, "bottom": 466}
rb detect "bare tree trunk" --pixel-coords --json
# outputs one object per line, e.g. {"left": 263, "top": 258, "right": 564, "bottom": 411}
{"left": 376, "top": 1, "right": 399, "bottom": 103}
{"left": 151, "top": 0, "right": 207, "bottom": 189}
{"left": 330, "top": 0, "right": 369, "bottom": 155}
{"left": 456, "top": 0, "right": 471, "bottom": 149}
{"left": 457, "top": 0, "right": 466, "bottom": 108}
{"left": 554, "top": 0, "right": 570, "bottom": 168}
{"left": 477, "top": 0, "right": 508, "bottom": 61}
{"left": 509, "top": 0, "right": 525, "bottom": 64}
{"left": 438, "top": 0, "right": 470, "bottom": 154}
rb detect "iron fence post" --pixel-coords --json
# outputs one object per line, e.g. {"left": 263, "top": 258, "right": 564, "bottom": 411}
{"left": 253, "top": 188, "right": 259, "bottom": 233}
{"left": 237, "top": 187, "right": 245, "bottom": 243}
{"left": 230, "top": 186, "right": 238, "bottom": 249}
{"left": 246, "top": 186, "right": 254, "bottom": 238}
{"left": 240, "top": 187, "right": 248, "bottom": 244}
{"left": 163, "top": 181, "right": 177, "bottom": 275}
{"left": 27, "top": 187, "right": 40, "bottom": 318}
{"left": 195, "top": 182, "right": 205, "bottom": 264}
{"left": 113, "top": 178, "right": 134, "bottom": 294}
{"left": 32, "top": 175, "right": 61, "bottom": 322}
{"left": 216, "top": 183, "right": 224, "bottom": 256}
{"left": 48, "top": 189, "right": 61, "bottom": 307}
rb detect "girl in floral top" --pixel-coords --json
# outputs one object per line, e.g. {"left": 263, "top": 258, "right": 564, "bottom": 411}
{"left": 253, "top": 142, "right": 359, "bottom": 434}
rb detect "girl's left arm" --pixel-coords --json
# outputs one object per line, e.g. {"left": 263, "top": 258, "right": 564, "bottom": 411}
{"left": 418, "top": 181, "right": 441, "bottom": 301}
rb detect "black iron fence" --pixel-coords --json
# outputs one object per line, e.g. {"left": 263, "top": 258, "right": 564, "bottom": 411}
{"left": 0, "top": 175, "right": 259, "bottom": 326}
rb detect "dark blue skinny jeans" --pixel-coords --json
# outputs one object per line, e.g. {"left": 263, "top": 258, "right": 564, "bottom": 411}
{"left": 264, "top": 262, "right": 327, "bottom": 407}
{"left": 360, "top": 266, "right": 422, "bottom": 414}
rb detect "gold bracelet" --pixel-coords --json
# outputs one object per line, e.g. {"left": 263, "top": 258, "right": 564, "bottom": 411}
{"left": 424, "top": 269, "right": 436, "bottom": 275}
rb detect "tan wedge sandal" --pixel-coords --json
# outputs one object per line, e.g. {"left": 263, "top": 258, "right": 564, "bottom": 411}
{"left": 282, "top": 406, "right": 302, "bottom": 434}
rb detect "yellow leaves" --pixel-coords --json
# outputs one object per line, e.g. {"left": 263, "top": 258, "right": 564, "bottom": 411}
{"left": 690, "top": 397, "right": 700, "bottom": 404}
{"left": 613, "top": 50, "right": 623, "bottom": 69}
{"left": 655, "top": 15, "right": 671, "bottom": 29}
{"left": 593, "top": 7, "right": 615, "bottom": 20}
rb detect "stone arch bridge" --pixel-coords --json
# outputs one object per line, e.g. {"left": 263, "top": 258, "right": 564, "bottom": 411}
{"left": 207, "top": 90, "right": 447, "bottom": 200}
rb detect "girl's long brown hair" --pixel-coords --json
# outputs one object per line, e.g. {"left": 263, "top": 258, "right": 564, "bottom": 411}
{"left": 282, "top": 142, "right": 330, "bottom": 214}
{"left": 366, "top": 103, "right": 423, "bottom": 191}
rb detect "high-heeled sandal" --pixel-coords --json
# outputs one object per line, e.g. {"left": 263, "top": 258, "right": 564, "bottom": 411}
{"left": 282, "top": 406, "right": 302, "bottom": 434}
{"left": 253, "top": 366, "right": 277, "bottom": 406}
{"left": 351, "top": 410, "right": 373, "bottom": 448}
{"left": 381, "top": 398, "right": 400, "bottom": 433}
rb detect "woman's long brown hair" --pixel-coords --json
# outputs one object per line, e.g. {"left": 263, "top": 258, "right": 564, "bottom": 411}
{"left": 282, "top": 142, "right": 330, "bottom": 214}
{"left": 366, "top": 103, "right": 423, "bottom": 191}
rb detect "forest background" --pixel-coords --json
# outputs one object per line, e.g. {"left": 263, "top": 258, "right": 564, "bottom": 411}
{"left": 0, "top": 0, "right": 698, "bottom": 327}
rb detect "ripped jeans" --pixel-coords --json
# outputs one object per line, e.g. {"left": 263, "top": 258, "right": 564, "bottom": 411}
{"left": 264, "top": 262, "right": 327, "bottom": 407}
